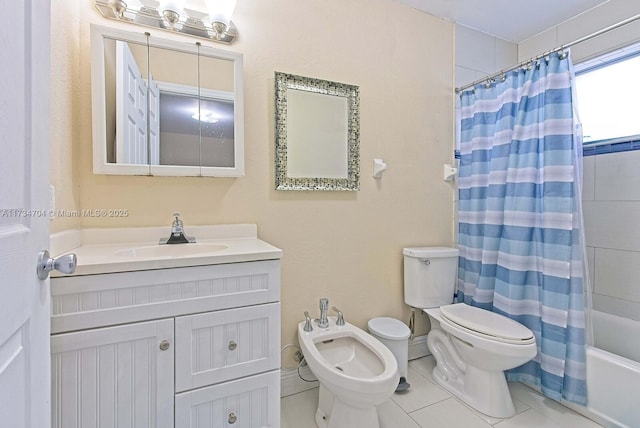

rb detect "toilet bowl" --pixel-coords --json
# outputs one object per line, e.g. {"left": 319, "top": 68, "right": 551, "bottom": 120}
{"left": 298, "top": 316, "right": 399, "bottom": 428}
{"left": 403, "top": 247, "right": 538, "bottom": 419}
{"left": 425, "top": 304, "right": 537, "bottom": 418}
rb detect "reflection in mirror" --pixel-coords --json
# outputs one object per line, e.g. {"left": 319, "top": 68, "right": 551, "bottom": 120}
{"left": 275, "top": 72, "right": 360, "bottom": 191}
{"left": 148, "top": 45, "right": 199, "bottom": 166}
{"left": 102, "top": 38, "right": 150, "bottom": 165}
{"left": 199, "top": 54, "right": 236, "bottom": 167}
{"left": 91, "top": 25, "right": 244, "bottom": 176}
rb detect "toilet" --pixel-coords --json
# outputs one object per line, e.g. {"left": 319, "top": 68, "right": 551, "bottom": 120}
{"left": 298, "top": 316, "right": 399, "bottom": 428}
{"left": 403, "top": 247, "right": 537, "bottom": 418}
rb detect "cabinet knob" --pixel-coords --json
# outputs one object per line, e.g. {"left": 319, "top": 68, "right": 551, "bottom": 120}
{"left": 228, "top": 412, "right": 237, "bottom": 424}
{"left": 159, "top": 340, "right": 170, "bottom": 351}
{"left": 228, "top": 340, "right": 237, "bottom": 351}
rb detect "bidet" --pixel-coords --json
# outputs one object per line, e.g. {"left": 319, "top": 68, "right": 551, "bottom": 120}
{"left": 298, "top": 315, "right": 399, "bottom": 428}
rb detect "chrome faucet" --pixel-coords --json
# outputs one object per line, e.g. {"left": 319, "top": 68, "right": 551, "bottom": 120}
{"left": 317, "top": 298, "right": 329, "bottom": 329}
{"left": 163, "top": 212, "right": 195, "bottom": 244}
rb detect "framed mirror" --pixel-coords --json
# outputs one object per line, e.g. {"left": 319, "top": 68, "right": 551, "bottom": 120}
{"left": 91, "top": 25, "right": 244, "bottom": 176}
{"left": 275, "top": 72, "right": 360, "bottom": 191}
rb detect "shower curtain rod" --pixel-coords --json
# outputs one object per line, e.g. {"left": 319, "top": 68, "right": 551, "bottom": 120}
{"left": 455, "top": 13, "right": 640, "bottom": 93}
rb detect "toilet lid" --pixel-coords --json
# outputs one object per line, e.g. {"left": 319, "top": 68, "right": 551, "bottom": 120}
{"left": 439, "top": 303, "right": 534, "bottom": 343}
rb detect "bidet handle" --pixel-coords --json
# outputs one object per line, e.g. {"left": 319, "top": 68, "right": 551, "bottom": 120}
{"left": 332, "top": 306, "right": 345, "bottom": 326}
{"left": 303, "top": 311, "right": 313, "bottom": 332}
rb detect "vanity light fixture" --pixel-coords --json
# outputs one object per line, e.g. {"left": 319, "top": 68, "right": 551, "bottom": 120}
{"left": 206, "top": 0, "right": 236, "bottom": 40}
{"left": 159, "top": 0, "right": 185, "bottom": 29}
{"left": 107, "top": 0, "right": 127, "bottom": 19}
{"left": 95, "top": 0, "right": 238, "bottom": 44}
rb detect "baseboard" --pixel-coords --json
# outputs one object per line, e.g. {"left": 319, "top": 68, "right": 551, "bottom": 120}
{"left": 280, "top": 334, "right": 430, "bottom": 398}
{"left": 280, "top": 365, "right": 319, "bottom": 397}
{"left": 408, "top": 334, "right": 430, "bottom": 360}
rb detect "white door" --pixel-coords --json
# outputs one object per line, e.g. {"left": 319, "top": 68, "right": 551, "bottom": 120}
{"left": 0, "top": 0, "right": 51, "bottom": 427}
{"left": 116, "top": 40, "right": 148, "bottom": 164}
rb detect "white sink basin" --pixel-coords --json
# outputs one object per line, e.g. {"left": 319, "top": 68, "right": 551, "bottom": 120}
{"left": 114, "top": 243, "right": 228, "bottom": 258}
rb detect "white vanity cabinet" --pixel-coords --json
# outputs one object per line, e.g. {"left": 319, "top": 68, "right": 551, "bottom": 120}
{"left": 50, "top": 259, "right": 281, "bottom": 428}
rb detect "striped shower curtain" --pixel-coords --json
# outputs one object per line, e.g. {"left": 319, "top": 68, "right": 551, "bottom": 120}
{"left": 457, "top": 52, "right": 587, "bottom": 405}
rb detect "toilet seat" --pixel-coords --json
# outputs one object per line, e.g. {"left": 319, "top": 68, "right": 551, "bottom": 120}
{"left": 439, "top": 303, "right": 535, "bottom": 345}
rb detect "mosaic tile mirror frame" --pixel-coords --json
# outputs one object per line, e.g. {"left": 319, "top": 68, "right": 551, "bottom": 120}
{"left": 275, "top": 72, "right": 360, "bottom": 191}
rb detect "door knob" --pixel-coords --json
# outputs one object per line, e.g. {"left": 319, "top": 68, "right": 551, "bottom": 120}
{"left": 37, "top": 250, "right": 77, "bottom": 280}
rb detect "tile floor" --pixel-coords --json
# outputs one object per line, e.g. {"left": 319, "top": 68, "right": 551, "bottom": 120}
{"left": 281, "top": 356, "right": 603, "bottom": 428}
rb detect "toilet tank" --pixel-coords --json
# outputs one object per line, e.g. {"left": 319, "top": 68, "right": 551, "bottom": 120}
{"left": 403, "top": 247, "right": 459, "bottom": 308}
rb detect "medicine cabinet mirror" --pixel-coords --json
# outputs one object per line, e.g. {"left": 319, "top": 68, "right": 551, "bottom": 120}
{"left": 275, "top": 72, "right": 360, "bottom": 191}
{"left": 91, "top": 25, "right": 244, "bottom": 176}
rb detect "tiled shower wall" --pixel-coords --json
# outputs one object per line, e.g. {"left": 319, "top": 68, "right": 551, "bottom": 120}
{"left": 583, "top": 150, "right": 640, "bottom": 321}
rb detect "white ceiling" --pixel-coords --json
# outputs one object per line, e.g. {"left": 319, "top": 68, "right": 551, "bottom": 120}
{"left": 397, "top": 0, "right": 609, "bottom": 43}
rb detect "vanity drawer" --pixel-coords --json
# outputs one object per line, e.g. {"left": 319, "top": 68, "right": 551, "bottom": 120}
{"left": 175, "top": 303, "right": 280, "bottom": 392}
{"left": 51, "top": 260, "right": 280, "bottom": 333}
{"left": 175, "top": 370, "right": 280, "bottom": 428}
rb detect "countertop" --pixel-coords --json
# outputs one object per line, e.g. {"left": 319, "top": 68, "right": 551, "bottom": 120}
{"left": 50, "top": 224, "right": 282, "bottom": 276}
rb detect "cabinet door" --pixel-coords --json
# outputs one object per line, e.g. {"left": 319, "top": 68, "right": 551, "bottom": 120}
{"left": 51, "top": 319, "right": 174, "bottom": 428}
{"left": 175, "top": 370, "right": 280, "bottom": 428}
{"left": 175, "top": 303, "right": 280, "bottom": 392}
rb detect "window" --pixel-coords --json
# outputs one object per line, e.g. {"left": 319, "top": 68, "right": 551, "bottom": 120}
{"left": 575, "top": 45, "right": 640, "bottom": 144}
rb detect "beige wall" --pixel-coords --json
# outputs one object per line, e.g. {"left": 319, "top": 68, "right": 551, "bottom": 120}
{"left": 50, "top": 0, "right": 456, "bottom": 363}
{"left": 50, "top": 0, "right": 81, "bottom": 231}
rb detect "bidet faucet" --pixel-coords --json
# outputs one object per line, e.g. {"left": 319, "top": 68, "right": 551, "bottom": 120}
{"left": 317, "top": 298, "right": 329, "bottom": 328}
{"left": 163, "top": 212, "right": 195, "bottom": 244}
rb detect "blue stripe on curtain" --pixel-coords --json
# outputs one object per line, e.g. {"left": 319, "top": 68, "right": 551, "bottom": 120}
{"left": 457, "top": 52, "right": 587, "bottom": 405}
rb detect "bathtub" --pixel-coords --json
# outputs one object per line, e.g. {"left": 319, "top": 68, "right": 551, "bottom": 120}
{"left": 565, "top": 310, "right": 640, "bottom": 428}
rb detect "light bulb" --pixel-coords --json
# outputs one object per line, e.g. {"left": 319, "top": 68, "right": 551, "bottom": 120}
{"left": 206, "top": 0, "right": 236, "bottom": 28}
